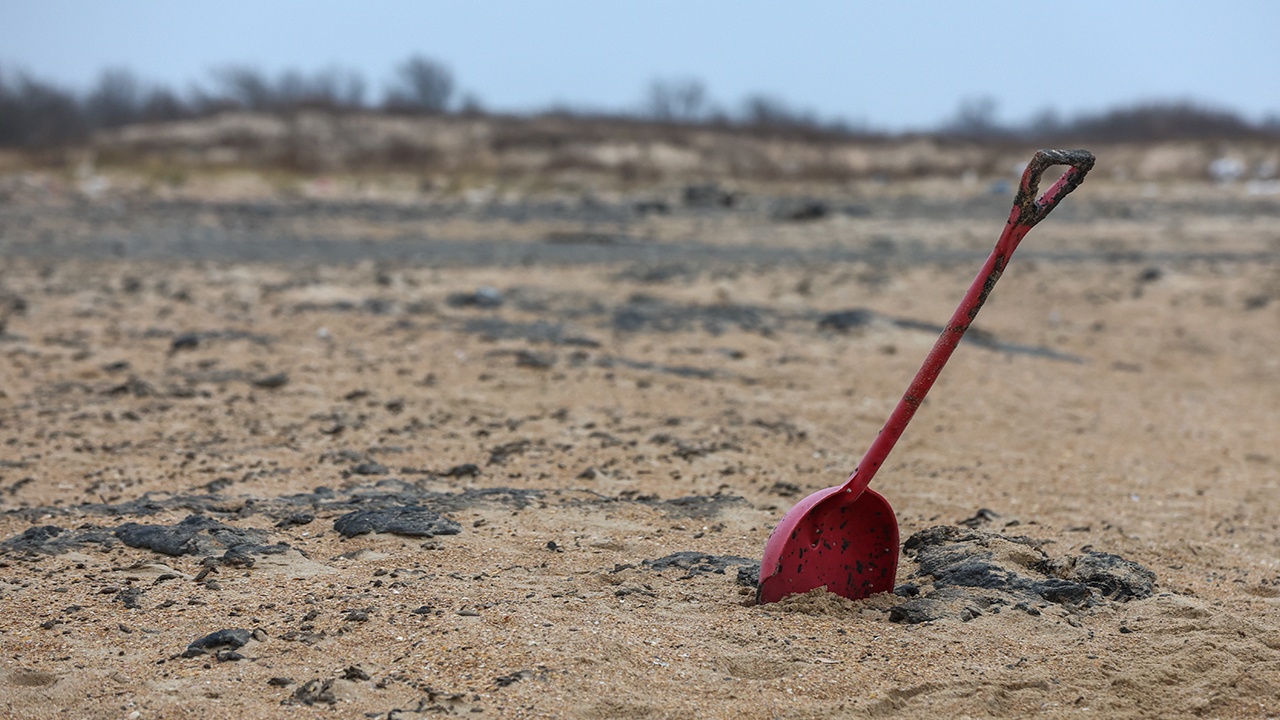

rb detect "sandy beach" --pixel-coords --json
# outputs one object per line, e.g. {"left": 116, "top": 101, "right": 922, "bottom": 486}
{"left": 2, "top": 168, "right": 1279, "bottom": 718}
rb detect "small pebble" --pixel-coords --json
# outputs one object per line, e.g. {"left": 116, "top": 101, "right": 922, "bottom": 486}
{"left": 342, "top": 666, "right": 370, "bottom": 681}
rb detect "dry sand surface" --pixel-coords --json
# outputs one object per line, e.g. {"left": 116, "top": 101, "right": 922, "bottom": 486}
{"left": 1, "top": 176, "right": 1279, "bottom": 719}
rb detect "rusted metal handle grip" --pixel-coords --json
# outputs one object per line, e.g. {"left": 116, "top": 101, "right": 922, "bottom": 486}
{"left": 1013, "top": 149, "right": 1095, "bottom": 228}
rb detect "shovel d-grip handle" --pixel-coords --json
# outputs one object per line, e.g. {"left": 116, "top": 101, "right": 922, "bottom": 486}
{"left": 839, "top": 149, "right": 1094, "bottom": 498}
{"left": 1013, "top": 149, "right": 1096, "bottom": 228}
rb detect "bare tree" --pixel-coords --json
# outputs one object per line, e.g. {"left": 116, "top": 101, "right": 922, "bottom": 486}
{"left": 1024, "top": 107, "right": 1063, "bottom": 138}
{"left": 139, "top": 86, "right": 191, "bottom": 122}
{"left": 85, "top": 68, "right": 142, "bottom": 128}
{"left": 458, "top": 92, "right": 485, "bottom": 116}
{"left": 275, "top": 68, "right": 364, "bottom": 109}
{"left": 741, "top": 94, "right": 814, "bottom": 128}
{"left": 384, "top": 56, "right": 454, "bottom": 113}
{"left": 943, "top": 96, "right": 1002, "bottom": 138}
{"left": 311, "top": 67, "right": 366, "bottom": 108}
{"left": 206, "top": 66, "right": 367, "bottom": 112}
{"left": 1062, "top": 101, "right": 1259, "bottom": 142}
{"left": 212, "top": 66, "right": 275, "bottom": 110}
{"left": 644, "top": 78, "right": 708, "bottom": 122}
{"left": 0, "top": 69, "right": 87, "bottom": 147}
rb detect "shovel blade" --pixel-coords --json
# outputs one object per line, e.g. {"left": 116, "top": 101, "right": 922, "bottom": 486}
{"left": 757, "top": 487, "right": 899, "bottom": 604}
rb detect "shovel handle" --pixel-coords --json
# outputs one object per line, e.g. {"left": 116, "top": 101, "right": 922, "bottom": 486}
{"left": 840, "top": 149, "right": 1094, "bottom": 498}
{"left": 1013, "top": 149, "right": 1095, "bottom": 229}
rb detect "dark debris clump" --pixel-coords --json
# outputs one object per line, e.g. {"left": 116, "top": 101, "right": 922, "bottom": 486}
{"left": 0, "top": 524, "right": 119, "bottom": 555}
{"left": 639, "top": 551, "right": 758, "bottom": 579}
{"left": 115, "top": 514, "right": 281, "bottom": 557}
{"left": 1, "top": 515, "right": 290, "bottom": 562}
{"left": 333, "top": 506, "right": 462, "bottom": 539}
{"left": 183, "top": 628, "right": 253, "bottom": 658}
{"left": 887, "top": 525, "right": 1156, "bottom": 624}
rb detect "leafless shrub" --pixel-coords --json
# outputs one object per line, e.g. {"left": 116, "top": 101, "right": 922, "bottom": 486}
{"left": 458, "top": 92, "right": 485, "bottom": 116}
{"left": 0, "top": 69, "right": 88, "bottom": 147}
{"left": 210, "top": 67, "right": 275, "bottom": 111}
{"left": 139, "top": 86, "right": 193, "bottom": 123}
{"left": 1024, "top": 108, "right": 1063, "bottom": 138}
{"left": 1040, "top": 101, "right": 1266, "bottom": 143}
{"left": 208, "top": 66, "right": 366, "bottom": 112}
{"left": 644, "top": 78, "right": 710, "bottom": 122}
{"left": 740, "top": 94, "right": 816, "bottom": 129}
{"left": 384, "top": 56, "right": 454, "bottom": 113}
{"left": 293, "top": 67, "right": 366, "bottom": 108}
{"left": 941, "top": 96, "right": 1004, "bottom": 140}
{"left": 1, "top": 56, "right": 1276, "bottom": 157}
{"left": 85, "top": 68, "right": 143, "bottom": 129}
{"left": 936, "top": 98, "right": 1279, "bottom": 144}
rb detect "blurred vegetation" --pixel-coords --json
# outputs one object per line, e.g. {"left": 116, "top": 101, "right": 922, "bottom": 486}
{"left": 1, "top": 57, "right": 1277, "bottom": 151}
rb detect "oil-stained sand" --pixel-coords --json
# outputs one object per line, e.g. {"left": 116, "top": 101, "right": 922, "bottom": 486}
{"left": 2, "top": 186, "right": 1280, "bottom": 719}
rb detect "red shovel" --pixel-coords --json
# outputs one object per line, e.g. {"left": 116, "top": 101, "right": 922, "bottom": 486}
{"left": 757, "top": 149, "right": 1095, "bottom": 604}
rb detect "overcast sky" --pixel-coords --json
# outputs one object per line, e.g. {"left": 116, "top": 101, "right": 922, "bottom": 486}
{"left": 2, "top": 0, "right": 1277, "bottom": 130}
